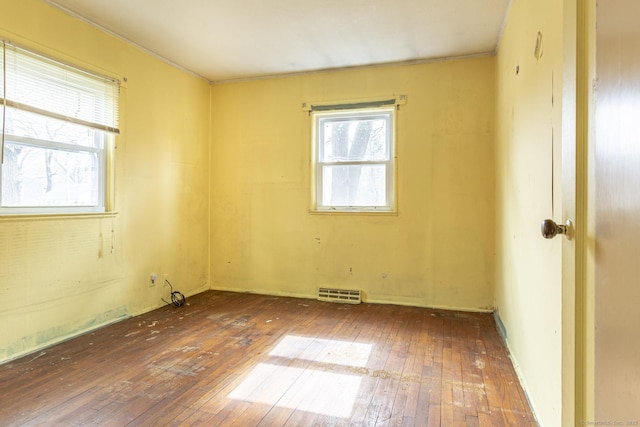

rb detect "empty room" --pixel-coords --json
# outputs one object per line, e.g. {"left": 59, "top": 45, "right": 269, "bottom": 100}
{"left": 1, "top": 0, "right": 639, "bottom": 426}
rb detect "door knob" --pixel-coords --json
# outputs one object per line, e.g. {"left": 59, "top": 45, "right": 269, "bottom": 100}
{"left": 541, "top": 219, "right": 572, "bottom": 239}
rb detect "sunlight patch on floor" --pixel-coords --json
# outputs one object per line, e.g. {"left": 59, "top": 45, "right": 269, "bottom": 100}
{"left": 228, "top": 363, "right": 361, "bottom": 417}
{"left": 269, "top": 335, "right": 373, "bottom": 367}
{"left": 228, "top": 335, "right": 373, "bottom": 417}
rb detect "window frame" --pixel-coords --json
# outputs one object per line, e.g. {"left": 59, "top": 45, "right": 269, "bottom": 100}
{"left": 0, "top": 41, "right": 119, "bottom": 216}
{"left": 311, "top": 106, "right": 396, "bottom": 213}
{"left": 0, "top": 132, "right": 111, "bottom": 215}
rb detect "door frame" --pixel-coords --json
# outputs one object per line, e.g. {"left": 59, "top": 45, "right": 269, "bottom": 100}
{"left": 572, "top": 0, "right": 596, "bottom": 423}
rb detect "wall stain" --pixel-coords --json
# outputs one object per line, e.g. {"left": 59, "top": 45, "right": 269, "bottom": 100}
{"left": 3, "top": 306, "right": 130, "bottom": 362}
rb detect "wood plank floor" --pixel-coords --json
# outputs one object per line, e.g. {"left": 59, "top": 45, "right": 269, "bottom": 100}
{"left": 0, "top": 291, "right": 537, "bottom": 426}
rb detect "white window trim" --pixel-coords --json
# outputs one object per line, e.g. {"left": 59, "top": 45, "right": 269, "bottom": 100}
{"left": 0, "top": 41, "right": 119, "bottom": 215}
{"left": 311, "top": 106, "right": 397, "bottom": 213}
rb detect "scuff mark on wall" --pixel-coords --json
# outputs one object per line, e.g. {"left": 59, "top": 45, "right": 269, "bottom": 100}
{"left": 3, "top": 306, "right": 130, "bottom": 362}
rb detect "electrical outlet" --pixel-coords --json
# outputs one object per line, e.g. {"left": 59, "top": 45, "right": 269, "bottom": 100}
{"left": 150, "top": 274, "right": 157, "bottom": 287}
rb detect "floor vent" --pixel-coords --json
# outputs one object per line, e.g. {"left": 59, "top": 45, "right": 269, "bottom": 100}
{"left": 318, "top": 287, "right": 362, "bottom": 304}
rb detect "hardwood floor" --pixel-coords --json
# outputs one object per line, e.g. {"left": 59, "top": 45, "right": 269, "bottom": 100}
{"left": 0, "top": 291, "right": 537, "bottom": 426}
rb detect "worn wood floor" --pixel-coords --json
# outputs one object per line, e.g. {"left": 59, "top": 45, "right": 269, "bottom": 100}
{"left": 0, "top": 291, "right": 536, "bottom": 426}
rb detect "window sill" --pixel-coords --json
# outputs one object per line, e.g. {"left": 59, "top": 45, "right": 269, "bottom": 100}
{"left": 309, "top": 209, "right": 398, "bottom": 216}
{"left": 0, "top": 211, "right": 118, "bottom": 222}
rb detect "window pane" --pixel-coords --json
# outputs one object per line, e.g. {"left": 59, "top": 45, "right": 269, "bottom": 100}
{"left": 320, "top": 116, "right": 388, "bottom": 162}
{"left": 5, "top": 107, "right": 104, "bottom": 148}
{"left": 321, "top": 164, "right": 386, "bottom": 207}
{"left": 2, "top": 142, "right": 101, "bottom": 207}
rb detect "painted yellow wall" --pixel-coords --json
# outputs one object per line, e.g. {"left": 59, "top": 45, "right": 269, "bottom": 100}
{"left": 495, "top": 0, "right": 572, "bottom": 425}
{"left": 0, "top": 0, "right": 210, "bottom": 362}
{"left": 210, "top": 58, "right": 495, "bottom": 311}
{"left": 1, "top": 2, "right": 581, "bottom": 422}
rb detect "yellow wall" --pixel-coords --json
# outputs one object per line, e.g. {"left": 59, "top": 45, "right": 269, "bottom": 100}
{"left": 0, "top": 0, "right": 211, "bottom": 362}
{"left": 2, "top": 2, "right": 574, "bottom": 422}
{"left": 495, "top": 0, "right": 570, "bottom": 425}
{"left": 210, "top": 58, "right": 495, "bottom": 310}
{"left": 1, "top": 0, "right": 494, "bottom": 374}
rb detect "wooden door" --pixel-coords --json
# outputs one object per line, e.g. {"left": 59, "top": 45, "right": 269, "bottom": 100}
{"left": 592, "top": 0, "right": 640, "bottom": 421}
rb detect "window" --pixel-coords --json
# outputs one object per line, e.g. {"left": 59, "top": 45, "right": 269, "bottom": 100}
{"left": 0, "top": 42, "right": 119, "bottom": 214}
{"left": 312, "top": 107, "right": 395, "bottom": 212}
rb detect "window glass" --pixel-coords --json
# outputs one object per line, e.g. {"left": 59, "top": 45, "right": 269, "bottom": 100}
{"left": 319, "top": 116, "right": 389, "bottom": 162}
{"left": 0, "top": 43, "right": 118, "bottom": 214}
{"left": 313, "top": 108, "right": 395, "bottom": 212}
{"left": 2, "top": 140, "right": 103, "bottom": 208}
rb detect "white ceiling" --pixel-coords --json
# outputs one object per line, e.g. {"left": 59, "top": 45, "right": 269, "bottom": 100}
{"left": 45, "top": 0, "right": 510, "bottom": 83}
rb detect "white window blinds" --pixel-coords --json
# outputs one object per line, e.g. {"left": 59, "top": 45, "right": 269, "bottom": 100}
{"left": 1, "top": 42, "right": 120, "bottom": 134}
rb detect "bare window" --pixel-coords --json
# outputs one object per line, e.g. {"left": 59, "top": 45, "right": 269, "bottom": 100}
{"left": 313, "top": 108, "right": 395, "bottom": 212}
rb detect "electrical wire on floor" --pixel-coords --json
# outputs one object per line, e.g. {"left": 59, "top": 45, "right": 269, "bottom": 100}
{"left": 162, "top": 279, "right": 186, "bottom": 307}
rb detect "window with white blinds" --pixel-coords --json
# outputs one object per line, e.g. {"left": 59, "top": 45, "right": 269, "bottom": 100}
{"left": 0, "top": 42, "right": 120, "bottom": 214}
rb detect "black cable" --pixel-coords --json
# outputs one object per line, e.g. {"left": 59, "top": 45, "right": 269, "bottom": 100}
{"left": 162, "top": 279, "right": 186, "bottom": 307}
